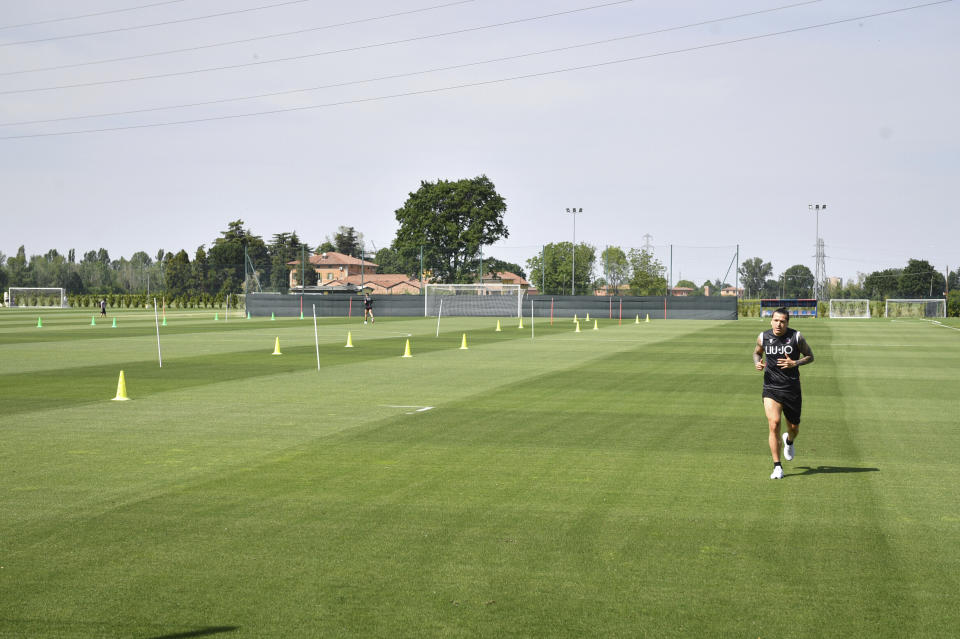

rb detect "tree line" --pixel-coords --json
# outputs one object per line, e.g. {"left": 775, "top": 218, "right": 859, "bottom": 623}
{"left": 2, "top": 173, "right": 955, "bottom": 309}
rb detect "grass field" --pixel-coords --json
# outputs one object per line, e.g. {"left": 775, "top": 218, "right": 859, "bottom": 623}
{"left": 1, "top": 308, "right": 958, "bottom": 638}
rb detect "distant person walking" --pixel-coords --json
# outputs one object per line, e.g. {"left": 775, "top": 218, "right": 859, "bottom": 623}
{"left": 100, "top": 298, "right": 107, "bottom": 317}
{"left": 363, "top": 294, "right": 374, "bottom": 324}
{"left": 753, "top": 307, "right": 815, "bottom": 479}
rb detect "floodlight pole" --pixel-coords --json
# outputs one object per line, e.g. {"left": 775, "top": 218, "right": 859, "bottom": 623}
{"left": 809, "top": 204, "right": 826, "bottom": 299}
{"left": 566, "top": 207, "right": 582, "bottom": 295}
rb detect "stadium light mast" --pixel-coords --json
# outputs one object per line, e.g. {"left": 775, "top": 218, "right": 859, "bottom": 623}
{"left": 566, "top": 207, "right": 583, "bottom": 295}
{"left": 809, "top": 204, "right": 826, "bottom": 299}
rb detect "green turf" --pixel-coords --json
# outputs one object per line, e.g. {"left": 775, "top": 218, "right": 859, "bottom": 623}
{"left": 1, "top": 309, "right": 958, "bottom": 638}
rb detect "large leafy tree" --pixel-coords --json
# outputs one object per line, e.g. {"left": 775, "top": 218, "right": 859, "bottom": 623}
{"left": 268, "top": 232, "right": 310, "bottom": 291}
{"left": 392, "top": 175, "right": 508, "bottom": 283}
{"left": 738, "top": 257, "right": 773, "bottom": 298}
{"left": 863, "top": 268, "right": 902, "bottom": 300}
{"left": 526, "top": 242, "right": 595, "bottom": 295}
{"left": 207, "top": 220, "right": 269, "bottom": 294}
{"left": 628, "top": 248, "right": 667, "bottom": 296}
{"left": 899, "top": 258, "right": 946, "bottom": 298}
{"left": 780, "top": 264, "right": 814, "bottom": 298}
{"left": 329, "top": 226, "right": 363, "bottom": 257}
{"left": 164, "top": 250, "right": 193, "bottom": 297}
{"left": 6, "top": 246, "right": 32, "bottom": 287}
{"left": 483, "top": 257, "right": 526, "bottom": 280}
{"left": 601, "top": 246, "right": 630, "bottom": 293}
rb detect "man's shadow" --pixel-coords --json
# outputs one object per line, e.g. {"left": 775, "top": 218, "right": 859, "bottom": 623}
{"left": 790, "top": 465, "right": 879, "bottom": 476}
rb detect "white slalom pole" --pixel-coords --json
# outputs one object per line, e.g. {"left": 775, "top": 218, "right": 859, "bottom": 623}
{"left": 153, "top": 298, "right": 163, "bottom": 368}
{"left": 436, "top": 298, "right": 443, "bottom": 338}
{"left": 313, "top": 304, "right": 320, "bottom": 371}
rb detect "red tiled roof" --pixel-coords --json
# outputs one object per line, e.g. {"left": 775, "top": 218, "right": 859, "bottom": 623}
{"left": 287, "top": 251, "right": 377, "bottom": 268}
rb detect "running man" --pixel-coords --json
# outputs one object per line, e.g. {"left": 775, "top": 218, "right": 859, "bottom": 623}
{"left": 363, "top": 294, "right": 374, "bottom": 324}
{"left": 100, "top": 298, "right": 107, "bottom": 317}
{"left": 754, "top": 307, "right": 815, "bottom": 479}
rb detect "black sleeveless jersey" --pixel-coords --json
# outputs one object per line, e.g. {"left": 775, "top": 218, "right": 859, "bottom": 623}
{"left": 760, "top": 327, "right": 804, "bottom": 391}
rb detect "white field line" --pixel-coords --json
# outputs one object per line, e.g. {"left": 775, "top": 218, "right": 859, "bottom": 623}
{"left": 382, "top": 405, "right": 434, "bottom": 415}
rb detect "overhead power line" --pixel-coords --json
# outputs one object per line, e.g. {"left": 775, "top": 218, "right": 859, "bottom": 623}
{"left": 0, "top": 0, "right": 314, "bottom": 47}
{"left": 1, "top": 0, "right": 477, "bottom": 77}
{"left": 0, "top": 0, "right": 631, "bottom": 94}
{"left": 1, "top": 0, "right": 950, "bottom": 140}
{"left": 0, "top": 1, "right": 826, "bottom": 127}
{"left": 0, "top": 0, "right": 193, "bottom": 31}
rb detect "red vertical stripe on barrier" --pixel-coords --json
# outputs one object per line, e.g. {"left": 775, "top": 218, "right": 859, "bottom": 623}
{"left": 349, "top": 297, "right": 352, "bottom": 317}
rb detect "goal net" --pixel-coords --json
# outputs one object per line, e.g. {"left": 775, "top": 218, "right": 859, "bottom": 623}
{"left": 7, "top": 287, "right": 67, "bottom": 308}
{"left": 424, "top": 284, "right": 523, "bottom": 317}
{"left": 829, "top": 299, "right": 870, "bottom": 318}
{"left": 884, "top": 298, "right": 946, "bottom": 318}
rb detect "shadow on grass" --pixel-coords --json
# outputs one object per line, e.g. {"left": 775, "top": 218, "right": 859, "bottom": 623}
{"left": 791, "top": 465, "right": 879, "bottom": 476}
{"left": 149, "top": 627, "right": 239, "bottom": 639}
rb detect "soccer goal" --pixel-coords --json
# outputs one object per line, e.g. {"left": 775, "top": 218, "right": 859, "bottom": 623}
{"left": 7, "top": 287, "right": 67, "bottom": 308}
{"left": 829, "top": 299, "right": 871, "bottom": 318}
{"left": 884, "top": 299, "right": 946, "bottom": 318}
{"left": 424, "top": 283, "right": 523, "bottom": 317}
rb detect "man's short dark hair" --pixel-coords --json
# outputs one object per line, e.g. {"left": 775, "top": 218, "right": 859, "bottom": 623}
{"left": 773, "top": 307, "right": 790, "bottom": 319}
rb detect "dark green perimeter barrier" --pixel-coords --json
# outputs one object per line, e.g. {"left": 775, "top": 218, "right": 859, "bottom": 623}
{"left": 524, "top": 295, "right": 736, "bottom": 320}
{"left": 247, "top": 293, "right": 424, "bottom": 318}
{"left": 248, "top": 293, "right": 736, "bottom": 320}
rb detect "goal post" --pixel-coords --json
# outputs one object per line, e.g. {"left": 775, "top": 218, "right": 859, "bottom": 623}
{"left": 7, "top": 287, "right": 68, "bottom": 308}
{"left": 884, "top": 299, "right": 946, "bottom": 319}
{"left": 828, "top": 299, "right": 871, "bottom": 318}
{"left": 424, "top": 283, "right": 523, "bottom": 317}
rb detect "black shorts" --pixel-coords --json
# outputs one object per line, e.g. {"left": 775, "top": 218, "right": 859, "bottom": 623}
{"left": 763, "top": 387, "right": 802, "bottom": 425}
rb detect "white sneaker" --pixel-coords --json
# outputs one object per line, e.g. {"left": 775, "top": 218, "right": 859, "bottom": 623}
{"left": 782, "top": 433, "right": 794, "bottom": 461}
{"left": 770, "top": 466, "right": 783, "bottom": 479}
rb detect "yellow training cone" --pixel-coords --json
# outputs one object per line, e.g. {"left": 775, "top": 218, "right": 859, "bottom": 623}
{"left": 112, "top": 370, "right": 130, "bottom": 401}
{"left": 645, "top": 314, "right": 650, "bottom": 323}
{"left": 575, "top": 320, "right": 581, "bottom": 333}
{"left": 635, "top": 314, "right": 640, "bottom": 324}
{"left": 345, "top": 331, "right": 354, "bottom": 348}
{"left": 460, "top": 333, "right": 469, "bottom": 350}
{"left": 518, "top": 317, "right": 524, "bottom": 329}
{"left": 593, "top": 319, "right": 599, "bottom": 331}
{"left": 586, "top": 313, "right": 590, "bottom": 321}
{"left": 495, "top": 319, "right": 502, "bottom": 332}
{"left": 573, "top": 314, "right": 578, "bottom": 323}
{"left": 402, "top": 339, "right": 412, "bottom": 358}
{"left": 272, "top": 337, "right": 282, "bottom": 355}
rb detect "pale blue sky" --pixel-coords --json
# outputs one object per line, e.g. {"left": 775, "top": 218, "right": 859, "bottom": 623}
{"left": 1, "top": 0, "right": 956, "bottom": 286}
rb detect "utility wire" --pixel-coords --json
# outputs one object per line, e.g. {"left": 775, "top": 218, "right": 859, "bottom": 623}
{"left": 0, "top": 1, "right": 825, "bottom": 127}
{"left": 0, "top": 1, "right": 632, "bottom": 94}
{"left": 1, "top": 0, "right": 476, "bottom": 77}
{"left": 0, "top": 0, "right": 193, "bottom": 30}
{"left": 0, "top": 0, "right": 314, "bottom": 47}
{"left": 1, "top": 0, "right": 950, "bottom": 140}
